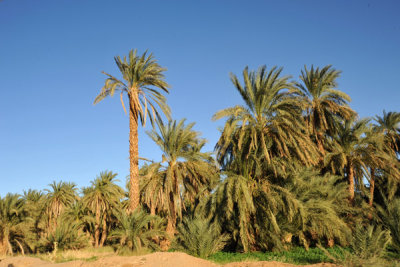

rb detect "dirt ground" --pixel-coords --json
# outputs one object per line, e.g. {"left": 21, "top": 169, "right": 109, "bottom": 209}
{"left": 0, "top": 252, "right": 338, "bottom": 267}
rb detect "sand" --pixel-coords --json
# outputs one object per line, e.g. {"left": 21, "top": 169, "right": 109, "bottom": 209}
{"left": 0, "top": 252, "right": 338, "bottom": 267}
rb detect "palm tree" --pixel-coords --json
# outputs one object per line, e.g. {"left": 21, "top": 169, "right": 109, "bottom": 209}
{"left": 296, "top": 65, "right": 355, "bottom": 155}
{"left": 81, "top": 171, "right": 123, "bottom": 247}
{"left": 372, "top": 111, "right": 400, "bottom": 202}
{"left": 44, "top": 181, "right": 78, "bottom": 233}
{"left": 111, "top": 210, "right": 165, "bottom": 251}
{"left": 144, "top": 119, "right": 218, "bottom": 238}
{"left": 325, "top": 118, "right": 380, "bottom": 203}
{"left": 284, "top": 167, "right": 352, "bottom": 248}
{"left": 94, "top": 49, "right": 170, "bottom": 212}
{"left": 22, "top": 189, "right": 46, "bottom": 253}
{"left": 374, "top": 111, "right": 400, "bottom": 155}
{"left": 0, "top": 194, "right": 26, "bottom": 255}
{"left": 213, "top": 65, "right": 318, "bottom": 176}
{"left": 173, "top": 216, "right": 229, "bottom": 258}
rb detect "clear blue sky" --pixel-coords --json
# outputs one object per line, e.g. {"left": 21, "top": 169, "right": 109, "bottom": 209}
{"left": 1, "top": 0, "right": 399, "bottom": 196}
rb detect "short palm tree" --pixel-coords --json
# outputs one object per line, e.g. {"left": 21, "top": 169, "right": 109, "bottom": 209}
{"left": 296, "top": 65, "right": 355, "bottom": 155}
{"left": 325, "top": 118, "right": 380, "bottom": 202}
{"left": 284, "top": 167, "right": 351, "bottom": 248}
{"left": 22, "top": 189, "right": 46, "bottom": 253}
{"left": 44, "top": 181, "right": 78, "bottom": 233}
{"left": 94, "top": 49, "right": 170, "bottom": 212}
{"left": 81, "top": 171, "right": 124, "bottom": 247}
{"left": 173, "top": 216, "right": 229, "bottom": 258}
{"left": 0, "top": 194, "right": 26, "bottom": 255}
{"left": 111, "top": 210, "right": 165, "bottom": 251}
{"left": 144, "top": 119, "right": 218, "bottom": 237}
{"left": 213, "top": 65, "right": 318, "bottom": 176}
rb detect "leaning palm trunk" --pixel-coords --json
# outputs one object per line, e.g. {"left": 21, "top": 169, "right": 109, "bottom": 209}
{"left": 100, "top": 216, "right": 107, "bottom": 247}
{"left": 129, "top": 97, "right": 140, "bottom": 212}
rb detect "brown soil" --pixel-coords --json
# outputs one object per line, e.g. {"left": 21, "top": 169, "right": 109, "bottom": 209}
{"left": 0, "top": 252, "right": 339, "bottom": 267}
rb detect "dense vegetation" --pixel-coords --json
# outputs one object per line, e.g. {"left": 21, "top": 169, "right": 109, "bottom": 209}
{"left": 1, "top": 50, "right": 400, "bottom": 266}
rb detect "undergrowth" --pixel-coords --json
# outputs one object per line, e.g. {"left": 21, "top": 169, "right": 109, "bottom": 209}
{"left": 208, "top": 247, "right": 346, "bottom": 265}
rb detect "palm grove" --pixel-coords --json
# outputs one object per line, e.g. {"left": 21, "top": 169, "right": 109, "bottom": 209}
{"left": 1, "top": 50, "right": 400, "bottom": 260}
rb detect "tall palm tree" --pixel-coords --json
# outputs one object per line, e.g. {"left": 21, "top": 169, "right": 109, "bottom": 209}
{"left": 94, "top": 49, "right": 170, "bottom": 212}
{"left": 143, "top": 119, "right": 218, "bottom": 237}
{"left": 44, "top": 181, "right": 78, "bottom": 233}
{"left": 296, "top": 65, "right": 355, "bottom": 155}
{"left": 81, "top": 171, "right": 123, "bottom": 247}
{"left": 213, "top": 65, "right": 318, "bottom": 176}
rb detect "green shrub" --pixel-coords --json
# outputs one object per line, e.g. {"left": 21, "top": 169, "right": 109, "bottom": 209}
{"left": 173, "top": 216, "right": 229, "bottom": 258}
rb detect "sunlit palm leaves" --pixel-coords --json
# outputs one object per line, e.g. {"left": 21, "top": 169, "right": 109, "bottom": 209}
{"left": 44, "top": 181, "right": 78, "bottom": 232}
{"left": 173, "top": 216, "right": 229, "bottom": 258}
{"left": 94, "top": 49, "right": 170, "bottom": 126}
{"left": 142, "top": 119, "right": 218, "bottom": 237}
{"left": 111, "top": 210, "right": 165, "bottom": 251}
{"left": 214, "top": 65, "right": 318, "bottom": 176}
{"left": 0, "top": 194, "right": 27, "bottom": 255}
{"left": 81, "top": 171, "right": 124, "bottom": 247}
{"left": 296, "top": 65, "right": 355, "bottom": 154}
{"left": 324, "top": 118, "right": 384, "bottom": 202}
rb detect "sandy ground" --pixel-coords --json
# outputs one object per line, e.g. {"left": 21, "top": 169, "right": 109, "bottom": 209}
{"left": 0, "top": 252, "right": 338, "bottom": 267}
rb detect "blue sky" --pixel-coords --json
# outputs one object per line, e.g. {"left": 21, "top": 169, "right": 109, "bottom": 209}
{"left": 1, "top": 0, "right": 399, "bottom": 196}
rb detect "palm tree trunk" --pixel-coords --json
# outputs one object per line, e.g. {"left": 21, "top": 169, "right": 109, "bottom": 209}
{"left": 348, "top": 162, "right": 355, "bottom": 203}
{"left": 94, "top": 201, "right": 100, "bottom": 248}
{"left": 99, "top": 216, "right": 107, "bottom": 247}
{"left": 129, "top": 99, "right": 140, "bottom": 212}
{"left": 369, "top": 168, "right": 375, "bottom": 207}
{"left": 15, "top": 240, "right": 24, "bottom": 255}
{"left": 316, "top": 131, "right": 325, "bottom": 156}
{"left": 166, "top": 192, "right": 176, "bottom": 238}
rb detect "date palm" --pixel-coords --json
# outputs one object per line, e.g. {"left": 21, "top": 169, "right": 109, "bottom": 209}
{"left": 94, "top": 49, "right": 170, "bottom": 212}
{"left": 214, "top": 65, "right": 317, "bottom": 176}
{"left": 111, "top": 210, "right": 165, "bottom": 251}
{"left": 372, "top": 111, "right": 400, "bottom": 201}
{"left": 374, "top": 110, "right": 400, "bottom": 156}
{"left": 22, "top": 189, "right": 46, "bottom": 253}
{"left": 296, "top": 65, "right": 355, "bottom": 155}
{"left": 325, "top": 118, "right": 381, "bottom": 203}
{"left": 0, "top": 194, "right": 26, "bottom": 255}
{"left": 144, "top": 119, "right": 218, "bottom": 237}
{"left": 81, "top": 171, "right": 123, "bottom": 247}
{"left": 44, "top": 181, "right": 78, "bottom": 233}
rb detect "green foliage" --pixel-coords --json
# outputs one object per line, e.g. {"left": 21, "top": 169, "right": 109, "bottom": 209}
{"left": 214, "top": 65, "right": 318, "bottom": 175}
{"left": 94, "top": 49, "right": 170, "bottom": 126}
{"left": 209, "top": 247, "right": 346, "bottom": 265}
{"left": 0, "top": 193, "right": 27, "bottom": 255}
{"left": 173, "top": 216, "right": 229, "bottom": 258}
{"left": 351, "top": 224, "right": 391, "bottom": 259}
{"left": 110, "top": 210, "right": 165, "bottom": 251}
{"left": 381, "top": 198, "right": 400, "bottom": 254}
{"left": 142, "top": 119, "right": 218, "bottom": 236}
{"left": 39, "top": 220, "right": 87, "bottom": 252}
{"left": 283, "top": 167, "right": 352, "bottom": 248}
